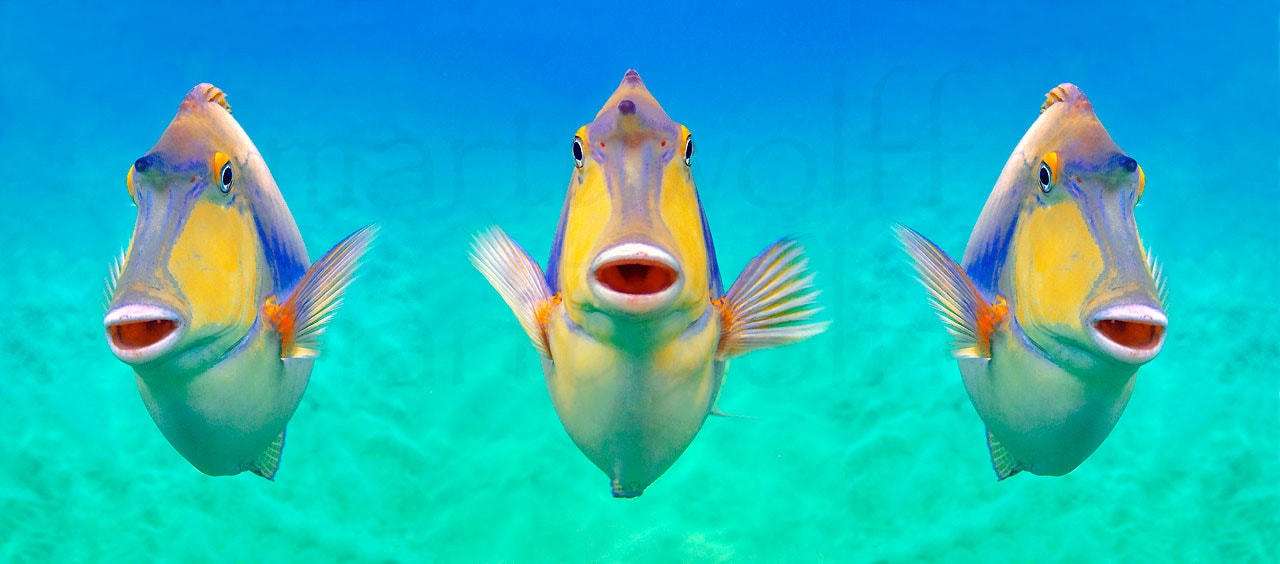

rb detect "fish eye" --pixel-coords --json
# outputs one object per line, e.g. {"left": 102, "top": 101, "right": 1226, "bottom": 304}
{"left": 572, "top": 137, "right": 584, "bottom": 168}
{"left": 1038, "top": 151, "right": 1058, "bottom": 194}
{"left": 683, "top": 136, "right": 694, "bottom": 166}
{"left": 219, "top": 162, "right": 233, "bottom": 193}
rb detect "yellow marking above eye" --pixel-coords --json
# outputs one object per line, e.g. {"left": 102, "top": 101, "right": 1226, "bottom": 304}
{"left": 213, "top": 151, "right": 234, "bottom": 193}
{"left": 1136, "top": 164, "right": 1146, "bottom": 202}
{"left": 1038, "top": 151, "right": 1059, "bottom": 193}
{"left": 679, "top": 125, "right": 693, "bottom": 166}
{"left": 125, "top": 165, "right": 135, "bottom": 198}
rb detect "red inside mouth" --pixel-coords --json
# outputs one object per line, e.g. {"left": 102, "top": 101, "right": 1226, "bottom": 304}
{"left": 109, "top": 319, "right": 178, "bottom": 350}
{"left": 1093, "top": 319, "right": 1164, "bottom": 350}
{"left": 595, "top": 260, "right": 678, "bottom": 295}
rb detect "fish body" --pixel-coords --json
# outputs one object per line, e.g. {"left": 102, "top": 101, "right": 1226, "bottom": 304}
{"left": 104, "top": 84, "right": 375, "bottom": 479}
{"left": 472, "top": 70, "right": 827, "bottom": 497}
{"left": 896, "top": 84, "right": 1167, "bottom": 479}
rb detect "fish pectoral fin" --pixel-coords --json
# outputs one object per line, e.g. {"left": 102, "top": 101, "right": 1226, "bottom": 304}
{"left": 1146, "top": 247, "right": 1169, "bottom": 309}
{"left": 103, "top": 247, "right": 127, "bottom": 311}
{"left": 469, "top": 226, "right": 556, "bottom": 358}
{"left": 893, "top": 224, "right": 1007, "bottom": 359}
{"left": 250, "top": 429, "right": 286, "bottom": 481}
{"left": 987, "top": 428, "right": 1021, "bottom": 481}
{"left": 266, "top": 225, "right": 378, "bottom": 359}
{"left": 716, "top": 237, "right": 828, "bottom": 359}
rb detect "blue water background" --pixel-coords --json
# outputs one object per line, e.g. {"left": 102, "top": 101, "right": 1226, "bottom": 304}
{"left": 0, "top": 1, "right": 1276, "bottom": 561}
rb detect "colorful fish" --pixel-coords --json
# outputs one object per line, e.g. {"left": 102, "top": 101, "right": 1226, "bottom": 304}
{"left": 471, "top": 70, "right": 828, "bottom": 497}
{"left": 895, "top": 83, "right": 1167, "bottom": 479}
{"left": 103, "top": 84, "right": 375, "bottom": 480}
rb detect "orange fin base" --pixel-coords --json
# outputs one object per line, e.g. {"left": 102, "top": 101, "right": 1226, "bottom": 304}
{"left": 264, "top": 296, "right": 297, "bottom": 356}
{"left": 895, "top": 224, "right": 1007, "bottom": 359}
{"left": 268, "top": 225, "right": 377, "bottom": 359}
{"left": 975, "top": 296, "right": 1008, "bottom": 357}
{"left": 469, "top": 227, "right": 556, "bottom": 358}
{"left": 715, "top": 238, "right": 828, "bottom": 359}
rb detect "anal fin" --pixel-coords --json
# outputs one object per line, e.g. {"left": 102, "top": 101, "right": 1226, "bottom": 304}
{"left": 716, "top": 237, "right": 828, "bottom": 359}
{"left": 893, "top": 224, "right": 1007, "bottom": 359}
{"left": 709, "top": 404, "right": 754, "bottom": 419}
{"left": 987, "top": 428, "right": 1021, "bottom": 481}
{"left": 469, "top": 226, "right": 558, "bottom": 358}
{"left": 250, "top": 429, "right": 286, "bottom": 481}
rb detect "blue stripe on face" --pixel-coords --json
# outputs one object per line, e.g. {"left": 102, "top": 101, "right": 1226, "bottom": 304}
{"left": 696, "top": 191, "right": 723, "bottom": 298}
{"left": 1063, "top": 153, "right": 1134, "bottom": 244}
{"left": 965, "top": 212, "right": 1018, "bottom": 298}
{"left": 127, "top": 166, "right": 201, "bottom": 279}
{"left": 1063, "top": 178, "right": 1086, "bottom": 200}
{"left": 253, "top": 210, "right": 308, "bottom": 295}
{"left": 545, "top": 201, "right": 570, "bottom": 292}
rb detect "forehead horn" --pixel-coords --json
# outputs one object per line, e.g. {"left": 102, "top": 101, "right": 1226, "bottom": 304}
{"left": 180, "top": 83, "right": 233, "bottom": 115}
{"left": 595, "top": 69, "right": 666, "bottom": 119}
{"left": 1039, "top": 83, "right": 1095, "bottom": 118}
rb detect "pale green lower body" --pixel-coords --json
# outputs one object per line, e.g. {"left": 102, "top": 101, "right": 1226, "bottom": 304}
{"left": 136, "top": 331, "right": 312, "bottom": 476}
{"left": 962, "top": 324, "right": 1135, "bottom": 476}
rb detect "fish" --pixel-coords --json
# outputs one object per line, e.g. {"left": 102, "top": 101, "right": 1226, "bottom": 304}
{"left": 470, "top": 70, "right": 828, "bottom": 497}
{"left": 103, "top": 84, "right": 376, "bottom": 480}
{"left": 894, "top": 83, "right": 1168, "bottom": 480}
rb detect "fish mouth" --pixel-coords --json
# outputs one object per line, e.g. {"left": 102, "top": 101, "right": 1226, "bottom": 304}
{"left": 104, "top": 304, "right": 185, "bottom": 365}
{"left": 589, "top": 244, "right": 683, "bottom": 315}
{"left": 1087, "top": 304, "right": 1167, "bottom": 365}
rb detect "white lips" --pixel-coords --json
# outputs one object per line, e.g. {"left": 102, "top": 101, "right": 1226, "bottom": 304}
{"left": 588, "top": 243, "right": 683, "bottom": 315}
{"left": 104, "top": 304, "right": 185, "bottom": 365}
{"left": 1088, "top": 304, "right": 1168, "bottom": 365}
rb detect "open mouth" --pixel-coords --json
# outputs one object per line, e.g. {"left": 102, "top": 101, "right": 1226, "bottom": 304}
{"left": 595, "top": 259, "right": 678, "bottom": 295}
{"left": 1093, "top": 319, "right": 1163, "bottom": 350}
{"left": 104, "top": 305, "right": 184, "bottom": 364}
{"left": 589, "top": 243, "right": 683, "bottom": 314}
{"left": 1088, "top": 305, "right": 1167, "bottom": 365}
{"left": 110, "top": 319, "right": 179, "bottom": 349}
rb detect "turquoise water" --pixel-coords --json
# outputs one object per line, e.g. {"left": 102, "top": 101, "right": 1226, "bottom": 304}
{"left": 2, "top": 2, "right": 1277, "bottom": 561}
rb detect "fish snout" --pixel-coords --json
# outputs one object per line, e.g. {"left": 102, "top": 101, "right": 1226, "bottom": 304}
{"left": 104, "top": 304, "right": 186, "bottom": 365}
{"left": 589, "top": 243, "right": 684, "bottom": 315}
{"left": 133, "top": 155, "right": 154, "bottom": 173}
{"left": 1117, "top": 155, "right": 1138, "bottom": 173}
{"left": 1087, "top": 304, "right": 1167, "bottom": 365}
